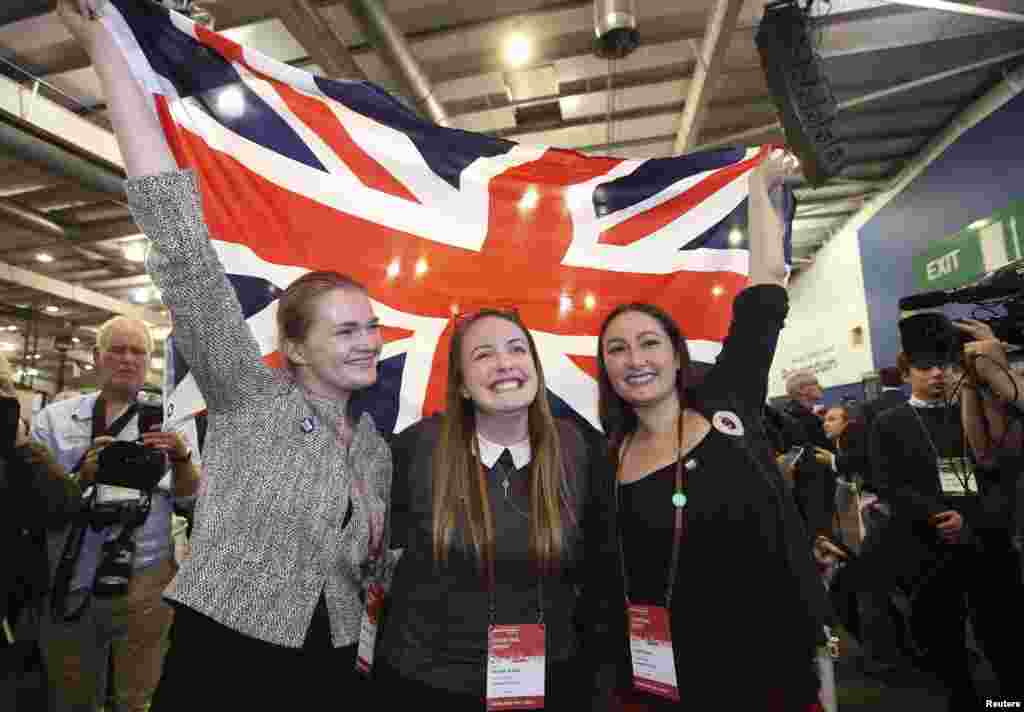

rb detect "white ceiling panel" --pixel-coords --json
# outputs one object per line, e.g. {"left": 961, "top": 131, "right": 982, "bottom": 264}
{"left": 559, "top": 79, "right": 688, "bottom": 121}
{"left": 220, "top": 18, "right": 308, "bottom": 64}
{"left": 451, "top": 106, "right": 517, "bottom": 133}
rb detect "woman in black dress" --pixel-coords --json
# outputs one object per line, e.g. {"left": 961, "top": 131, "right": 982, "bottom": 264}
{"left": 597, "top": 153, "right": 831, "bottom": 711}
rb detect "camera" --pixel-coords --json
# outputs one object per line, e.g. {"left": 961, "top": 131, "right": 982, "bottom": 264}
{"left": 86, "top": 390, "right": 168, "bottom": 597}
{"left": 899, "top": 259, "right": 1024, "bottom": 347}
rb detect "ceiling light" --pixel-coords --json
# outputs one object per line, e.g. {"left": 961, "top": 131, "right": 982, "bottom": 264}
{"left": 503, "top": 33, "right": 532, "bottom": 68}
{"left": 122, "top": 242, "right": 147, "bottom": 263}
{"left": 559, "top": 293, "right": 573, "bottom": 314}
{"left": 518, "top": 186, "right": 540, "bottom": 212}
{"left": 6, "top": 325, "right": 17, "bottom": 332}
{"left": 217, "top": 85, "right": 246, "bottom": 118}
{"left": 72, "top": 337, "right": 81, "bottom": 344}
{"left": 415, "top": 258, "right": 428, "bottom": 277}
{"left": 386, "top": 259, "right": 401, "bottom": 279}
{"left": 84, "top": 364, "right": 94, "bottom": 371}
{"left": 36, "top": 252, "right": 54, "bottom": 263}
{"left": 45, "top": 305, "right": 60, "bottom": 314}
{"left": 25, "top": 368, "right": 39, "bottom": 377}
{"left": 727, "top": 227, "right": 744, "bottom": 247}
{"left": 711, "top": 285, "right": 725, "bottom": 297}
{"left": 584, "top": 293, "right": 597, "bottom": 311}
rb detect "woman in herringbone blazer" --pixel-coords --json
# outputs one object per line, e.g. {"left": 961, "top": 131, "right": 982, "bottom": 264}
{"left": 62, "top": 2, "right": 393, "bottom": 708}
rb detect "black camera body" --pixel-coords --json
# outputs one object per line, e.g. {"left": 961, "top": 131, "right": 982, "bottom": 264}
{"left": 87, "top": 391, "right": 168, "bottom": 597}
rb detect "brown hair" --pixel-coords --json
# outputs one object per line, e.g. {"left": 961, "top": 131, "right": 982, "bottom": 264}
{"left": 277, "top": 271, "right": 367, "bottom": 369}
{"left": 597, "top": 303, "right": 693, "bottom": 453}
{"left": 432, "top": 310, "right": 572, "bottom": 579}
{"left": 896, "top": 352, "right": 912, "bottom": 378}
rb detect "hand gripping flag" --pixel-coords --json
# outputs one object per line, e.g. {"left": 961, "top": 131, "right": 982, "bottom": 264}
{"left": 105, "top": 0, "right": 793, "bottom": 435}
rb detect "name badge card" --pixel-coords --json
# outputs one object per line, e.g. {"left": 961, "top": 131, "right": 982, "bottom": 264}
{"left": 938, "top": 458, "right": 977, "bottom": 496}
{"left": 355, "top": 582, "right": 384, "bottom": 674}
{"left": 486, "top": 624, "right": 545, "bottom": 711}
{"left": 628, "top": 604, "right": 679, "bottom": 701}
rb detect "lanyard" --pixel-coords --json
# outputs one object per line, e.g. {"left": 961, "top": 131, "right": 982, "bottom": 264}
{"left": 475, "top": 447, "right": 545, "bottom": 625}
{"left": 615, "top": 412, "right": 687, "bottom": 610}
{"left": 909, "top": 405, "right": 972, "bottom": 493}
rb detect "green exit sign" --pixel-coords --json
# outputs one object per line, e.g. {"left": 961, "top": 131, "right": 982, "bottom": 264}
{"left": 913, "top": 198, "right": 1024, "bottom": 291}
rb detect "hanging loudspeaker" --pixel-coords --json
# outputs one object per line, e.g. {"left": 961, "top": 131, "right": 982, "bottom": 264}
{"left": 755, "top": 0, "right": 845, "bottom": 186}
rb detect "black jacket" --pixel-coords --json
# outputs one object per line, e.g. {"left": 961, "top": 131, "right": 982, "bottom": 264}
{"left": 861, "top": 389, "right": 907, "bottom": 435}
{"left": 783, "top": 401, "right": 837, "bottom": 538}
{"left": 1, "top": 442, "right": 81, "bottom": 626}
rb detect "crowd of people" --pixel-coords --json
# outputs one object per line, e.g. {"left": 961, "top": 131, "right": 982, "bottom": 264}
{"left": 2, "top": 1, "right": 1023, "bottom": 711}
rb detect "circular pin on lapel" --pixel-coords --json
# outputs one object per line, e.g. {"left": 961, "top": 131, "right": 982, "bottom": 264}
{"left": 711, "top": 411, "right": 744, "bottom": 437}
{"left": 672, "top": 491, "right": 688, "bottom": 508}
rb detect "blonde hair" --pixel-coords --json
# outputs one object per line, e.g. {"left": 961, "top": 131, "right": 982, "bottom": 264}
{"left": 96, "top": 316, "right": 154, "bottom": 355}
{"left": 785, "top": 369, "right": 819, "bottom": 398}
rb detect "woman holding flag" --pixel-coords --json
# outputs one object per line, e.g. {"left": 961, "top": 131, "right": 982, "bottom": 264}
{"left": 61, "top": 1, "right": 393, "bottom": 709}
{"left": 595, "top": 153, "right": 834, "bottom": 711}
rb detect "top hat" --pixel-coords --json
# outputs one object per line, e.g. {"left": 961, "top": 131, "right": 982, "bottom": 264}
{"left": 898, "top": 313, "right": 960, "bottom": 368}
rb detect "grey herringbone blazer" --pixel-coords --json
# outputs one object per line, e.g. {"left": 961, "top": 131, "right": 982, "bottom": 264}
{"left": 126, "top": 170, "right": 391, "bottom": 648}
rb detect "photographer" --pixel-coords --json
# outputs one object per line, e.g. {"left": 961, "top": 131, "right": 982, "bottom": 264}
{"left": 870, "top": 313, "right": 1019, "bottom": 708}
{"left": 1, "top": 355, "right": 82, "bottom": 709}
{"left": 32, "top": 316, "right": 200, "bottom": 712}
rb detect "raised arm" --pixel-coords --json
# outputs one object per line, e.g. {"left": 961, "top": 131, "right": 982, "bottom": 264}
{"left": 746, "top": 150, "right": 795, "bottom": 288}
{"left": 61, "top": 1, "right": 275, "bottom": 413}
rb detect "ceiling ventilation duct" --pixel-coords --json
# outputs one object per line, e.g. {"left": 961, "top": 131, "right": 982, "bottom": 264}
{"left": 593, "top": 0, "right": 639, "bottom": 59}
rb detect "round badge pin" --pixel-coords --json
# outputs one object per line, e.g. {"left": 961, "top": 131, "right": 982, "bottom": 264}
{"left": 711, "top": 410, "right": 744, "bottom": 437}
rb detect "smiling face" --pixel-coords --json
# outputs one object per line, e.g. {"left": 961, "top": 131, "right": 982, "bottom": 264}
{"left": 600, "top": 310, "right": 681, "bottom": 409}
{"left": 458, "top": 315, "right": 539, "bottom": 417}
{"left": 284, "top": 287, "right": 382, "bottom": 399}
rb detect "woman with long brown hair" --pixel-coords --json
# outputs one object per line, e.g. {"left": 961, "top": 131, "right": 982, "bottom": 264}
{"left": 596, "top": 153, "right": 832, "bottom": 711}
{"left": 378, "top": 309, "right": 619, "bottom": 710}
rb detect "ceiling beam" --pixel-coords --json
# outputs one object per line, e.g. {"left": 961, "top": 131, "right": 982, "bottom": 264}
{"left": 277, "top": 0, "right": 368, "bottom": 80}
{"left": 884, "top": 0, "right": 1024, "bottom": 23}
{"left": 0, "top": 197, "right": 135, "bottom": 272}
{"left": 0, "top": 257, "right": 166, "bottom": 326}
{"left": 673, "top": 0, "right": 745, "bottom": 154}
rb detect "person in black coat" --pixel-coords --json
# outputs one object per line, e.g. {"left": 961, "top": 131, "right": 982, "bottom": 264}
{"left": 1, "top": 383, "right": 82, "bottom": 710}
{"left": 783, "top": 371, "right": 837, "bottom": 540}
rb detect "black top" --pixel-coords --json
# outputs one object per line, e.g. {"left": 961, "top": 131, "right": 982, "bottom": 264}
{"left": 381, "top": 417, "right": 619, "bottom": 698}
{"left": 870, "top": 403, "right": 987, "bottom": 526}
{"left": 615, "top": 285, "right": 829, "bottom": 708}
{"left": 0, "top": 442, "right": 81, "bottom": 624}
{"left": 784, "top": 400, "right": 838, "bottom": 538}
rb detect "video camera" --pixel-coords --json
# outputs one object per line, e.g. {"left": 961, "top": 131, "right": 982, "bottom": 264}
{"left": 85, "top": 389, "right": 167, "bottom": 597}
{"left": 899, "top": 259, "right": 1024, "bottom": 347}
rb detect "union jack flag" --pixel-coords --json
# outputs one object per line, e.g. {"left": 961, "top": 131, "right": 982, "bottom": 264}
{"left": 105, "top": 0, "right": 793, "bottom": 435}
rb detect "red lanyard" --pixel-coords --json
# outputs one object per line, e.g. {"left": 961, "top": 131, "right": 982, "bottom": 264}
{"left": 615, "top": 413, "right": 687, "bottom": 609}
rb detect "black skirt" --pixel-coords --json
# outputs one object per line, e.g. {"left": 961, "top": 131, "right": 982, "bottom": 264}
{"left": 151, "top": 594, "right": 362, "bottom": 710}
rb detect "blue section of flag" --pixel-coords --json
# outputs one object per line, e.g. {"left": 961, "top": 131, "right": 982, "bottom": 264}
{"left": 592, "top": 147, "right": 746, "bottom": 217}
{"left": 352, "top": 353, "right": 406, "bottom": 436}
{"left": 225, "top": 274, "right": 283, "bottom": 320}
{"left": 112, "top": 0, "right": 327, "bottom": 172}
